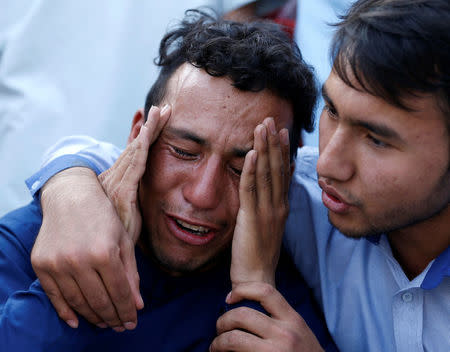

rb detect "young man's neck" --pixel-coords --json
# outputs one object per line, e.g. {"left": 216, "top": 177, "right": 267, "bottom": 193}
{"left": 388, "top": 206, "right": 450, "bottom": 280}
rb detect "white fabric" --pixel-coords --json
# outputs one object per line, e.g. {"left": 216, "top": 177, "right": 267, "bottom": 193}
{"left": 296, "top": 0, "right": 353, "bottom": 146}
{"left": 0, "top": 0, "right": 220, "bottom": 216}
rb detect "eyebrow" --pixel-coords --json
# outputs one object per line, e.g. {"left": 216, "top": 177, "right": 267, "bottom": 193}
{"left": 166, "top": 126, "right": 205, "bottom": 145}
{"left": 165, "top": 126, "right": 251, "bottom": 158}
{"left": 321, "top": 84, "right": 402, "bottom": 141}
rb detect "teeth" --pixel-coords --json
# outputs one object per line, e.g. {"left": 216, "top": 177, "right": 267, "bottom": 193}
{"left": 175, "top": 219, "right": 210, "bottom": 234}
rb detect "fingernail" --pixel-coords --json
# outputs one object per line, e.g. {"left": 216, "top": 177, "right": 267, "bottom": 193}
{"left": 280, "top": 129, "right": 289, "bottom": 145}
{"left": 66, "top": 320, "right": 78, "bottom": 329}
{"left": 124, "top": 321, "right": 136, "bottom": 330}
{"left": 113, "top": 326, "right": 125, "bottom": 333}
{"left": 225, "top": 291, "right": 232, "bottom": 303}
{"left": 260, "top": 125, "right": 267, "bottom": 140}
{"left": 96, "top": 322, "right": 108, "bottom": 329}
{"left": 161, "top": 104, "right": 169, "bottom": 115}
{"left": 251, "top": 150, "right": 257, "bottom": 166}
{"left": 137, "top": 295, "right": 144, "bottom": 310}
{"left": 268, "top": 118, "right": 276, "bottom": 135}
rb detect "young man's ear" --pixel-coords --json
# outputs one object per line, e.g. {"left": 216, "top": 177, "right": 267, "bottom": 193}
{"left": 127, "top": 108, "right": 145, "bottom": 145}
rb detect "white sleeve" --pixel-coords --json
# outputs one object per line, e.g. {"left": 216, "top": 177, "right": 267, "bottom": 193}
{"left": 25, "top": 135, "right": 122, "bottom": 198}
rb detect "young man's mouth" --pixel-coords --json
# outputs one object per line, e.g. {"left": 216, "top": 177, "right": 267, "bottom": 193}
{"left": 166, "top": 214, "right": 218, "bottom": 245}
{"left": 174, "top": 218, "right": 210, "bottom": 236}
{"left": 318, "top": 180, "right": 352, "bottom": 214}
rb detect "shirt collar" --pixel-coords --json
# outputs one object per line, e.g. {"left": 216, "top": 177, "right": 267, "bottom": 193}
{"left": 365, "top": 237, "right": 450, "bottom": 290}
{"left": 421, "top": 246, "right": 450, "bottom": 290}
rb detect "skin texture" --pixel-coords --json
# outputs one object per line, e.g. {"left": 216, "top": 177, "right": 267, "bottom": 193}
{"left": 136, "top": 64, "right": 293, "bottom": 275}
{"left": 31, "top": 63, "right": 299, "bottom": 340}
{"left": 318, "top": 70, "right": 450, "bottom": 278}
{"left": 210, "top": 282, "right": 323, "bottom": 352}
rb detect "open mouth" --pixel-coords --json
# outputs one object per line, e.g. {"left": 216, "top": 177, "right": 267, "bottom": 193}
{"left": 174, "top": 218, "right": 211, "bottom": 236}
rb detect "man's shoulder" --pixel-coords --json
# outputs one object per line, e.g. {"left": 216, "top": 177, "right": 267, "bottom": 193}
{"left": 294, "top": 146, "right": 319, "bottom": 181}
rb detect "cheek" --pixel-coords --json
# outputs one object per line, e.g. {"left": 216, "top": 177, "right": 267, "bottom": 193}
{"left": 318, "top": 111, "right": 333, "bottom": 152}
{"left": 359, "top": 157, "right": 425, "bottom": 203}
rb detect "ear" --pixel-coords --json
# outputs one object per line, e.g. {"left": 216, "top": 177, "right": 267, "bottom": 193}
{"left": 127, "top": 109, "right": 145, "bottom": 145}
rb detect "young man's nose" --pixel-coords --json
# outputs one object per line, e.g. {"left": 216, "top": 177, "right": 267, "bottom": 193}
{"left": 317, "top": 126, "right": 355, "bottom": 183}
{"left": 182, "top": 158, "right": 224, "bottom": 210}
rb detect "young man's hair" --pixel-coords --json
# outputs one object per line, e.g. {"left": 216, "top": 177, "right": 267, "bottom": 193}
{"left": 331, "top": 0, "right": 450, "bottom": 123}
{"left": 144, "top": 9, "right": 317, "bottom": 159}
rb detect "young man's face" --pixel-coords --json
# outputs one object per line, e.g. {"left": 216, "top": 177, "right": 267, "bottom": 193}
{"left": 136, "top": 64, "right": 293, "bottom": 274}
{"left": 317, "top": 71, "right": 449, "bottom": 238}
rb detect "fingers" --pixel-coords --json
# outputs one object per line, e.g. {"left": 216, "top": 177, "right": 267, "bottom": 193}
{"left": 52, "top": 271, "right": 104, "bottom": 327}
{"left": 210, "top": 328, "right": 269, "bottom": 352}
{"left": 71, "top": 269, "right": 123, "bottom": 329}
{"left": 279, "top": 128, "right": 290, "bottom": 204}
{"left": 238, "top": 150, "right": 257, "bottom": 213}
{"left": 38, "top": 272, "right": 81, "bottom": 328}
{"left": 121, "top": 236, "right": 144, "bottom": 310}
{"left": 216, "top": 306, "right": 273, "bottom": 337}
{"left": 226, "top": 282, "right": 299, "bottom": 321}
{"left": 119, "top": 105, "right": 170, "bottom": 190}
{"left": 253, "top": 118, "right": 290, "bottom": 209}
{"left": 253, "top": 124, "right": 272, "bottom": 206}
{"left": 264, "top": 118, "right": 284, "bottom": 206}
{"left": 96, "top": 250, "right": 138, "bottom": 329}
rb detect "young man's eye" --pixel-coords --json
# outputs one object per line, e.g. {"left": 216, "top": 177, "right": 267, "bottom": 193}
{"left": 368, "top": 134, "right": 388, "bottom": 148}
{"left": 172, "top": 146, "right": 196, "bottom": 158}
{"left": 324, "top": 104, "right": 338, "bottom": 119}
{"left": 230, "top": 166, "right": 242, "bottom": 177}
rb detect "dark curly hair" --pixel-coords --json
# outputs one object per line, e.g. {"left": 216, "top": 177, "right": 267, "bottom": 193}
{"left": 144, "top": 9, "right": 317, "bottom": 159}
{"left": 331, "top": 0, "right": 450, "bottom": 123}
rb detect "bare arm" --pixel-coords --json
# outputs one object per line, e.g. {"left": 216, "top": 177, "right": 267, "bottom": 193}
{"left": 31, "top": 105, "right": 171, "bottom": 331}
{"left": 212, "top": 119, "right": 325, "bottom": 351}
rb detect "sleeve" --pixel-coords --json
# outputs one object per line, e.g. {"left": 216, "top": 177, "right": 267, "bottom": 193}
{"left": 0, "top": 201, "right": 91, "bottom": 351}
{"left": 283, "top": 147, "right": 333, "bottom": 309}
{"left": 25, "top": 135, "right": 122, "bottom": 198}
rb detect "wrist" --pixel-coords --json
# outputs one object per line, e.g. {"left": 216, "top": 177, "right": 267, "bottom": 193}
{"left": 230, "top": 269, "right": 276, "bottom": 289}
{"left": 40, "top": 167, "right": 102, "bottom": 213}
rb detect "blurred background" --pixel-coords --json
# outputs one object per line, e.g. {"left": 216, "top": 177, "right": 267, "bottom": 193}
{"left": 0, "top": 0, "right": 351, "bottom": 216}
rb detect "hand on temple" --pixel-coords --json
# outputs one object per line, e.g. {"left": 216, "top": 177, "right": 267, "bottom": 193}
{"left": 230, "top": 117, "right": 291, "bottom": 288}
{"left": 31, "top": 105, "right": 171, "bottom": 331}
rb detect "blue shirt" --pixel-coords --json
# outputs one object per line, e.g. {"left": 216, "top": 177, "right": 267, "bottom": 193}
{"left": 0, "top": 197, "right": 335, "bottom": 351}
{"left": 285, "top": 147, "right": 450, "bottom": 352}
{"left": 26, "top": 137, "right": 450, "bottom": 352}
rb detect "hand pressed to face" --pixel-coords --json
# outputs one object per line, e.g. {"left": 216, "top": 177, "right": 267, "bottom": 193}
{"left": 32, "top": 63, "right": 294, "bottom": 333}
{"left": 137, "top": 64, "right": 293, "bottom": 275}
{"left": 230, "top": 117, "right": 291, "bottom": 287}
{"left": 31, "top": 105, "right": 171, "bottom": 331}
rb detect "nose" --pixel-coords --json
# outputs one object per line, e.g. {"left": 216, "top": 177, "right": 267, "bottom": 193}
{"left": 183, "top": 157, "right": 224, "bottom": 210}
{"left": 317, "top": 125, "right": 355, "bottom": 183}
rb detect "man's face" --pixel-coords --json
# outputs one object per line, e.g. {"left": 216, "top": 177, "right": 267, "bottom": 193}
{"left": 137, "top": 64, "right": 293, "bottom": 274}
{"left": 317, "top": 71, "right": 449, "bottom": 238}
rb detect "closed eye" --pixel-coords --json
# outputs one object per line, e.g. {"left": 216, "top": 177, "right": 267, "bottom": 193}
{"left": 230, "top": 166, "right": 242, "bottom": 177}
{"left": 367, "top": 134, "right": 389, "bottom": 148}
{"left": 171, "top": 146, "right": 197, "bottom": 159}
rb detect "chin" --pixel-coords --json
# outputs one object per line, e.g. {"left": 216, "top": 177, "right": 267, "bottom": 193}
{"left": 328, "top": 213, "right": 383, "bottom": 239}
